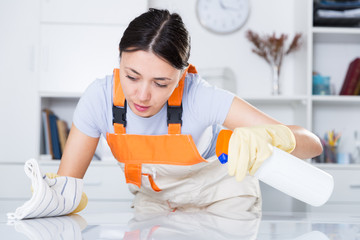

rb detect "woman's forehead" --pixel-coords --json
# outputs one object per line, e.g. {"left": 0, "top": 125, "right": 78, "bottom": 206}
{"left": 121, "top": 51, "right": 182, "bottom": 79}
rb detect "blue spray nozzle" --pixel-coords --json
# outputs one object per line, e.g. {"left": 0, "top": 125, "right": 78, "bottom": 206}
{"left": 218, "top": 153, "right": 228, "bottom": 164}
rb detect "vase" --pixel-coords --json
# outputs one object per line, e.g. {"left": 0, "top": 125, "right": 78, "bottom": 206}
{"left": 270, "top": 63, "right": 281, "bottom": 95}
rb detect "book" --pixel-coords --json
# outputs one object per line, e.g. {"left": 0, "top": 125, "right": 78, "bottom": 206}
{"left": 42, "top": 109, "right": 53, "bottom": 157}
{"left": 49, "top": 113, "right": 61, "bottom": 160}
{"left": 56, "top": 119, "right": 69, "bottom": 155}
{"left": 353, "top": 75, "right": 360, "bottom": 95}
{"left": 340, "top": 58, "right": 360, "bottom": 95}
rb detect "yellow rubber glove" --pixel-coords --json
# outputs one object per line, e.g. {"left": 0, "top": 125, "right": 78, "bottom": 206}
{"left": 45, "top": 173, "right": 88, "bottom": 214}
{"left": 228, "top": 124, "right": 296, "bottom": 182}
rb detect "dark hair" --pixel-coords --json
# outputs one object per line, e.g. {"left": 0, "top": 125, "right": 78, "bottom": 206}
{"left": 119, "top": 8, "right": 191, "bottom": 70}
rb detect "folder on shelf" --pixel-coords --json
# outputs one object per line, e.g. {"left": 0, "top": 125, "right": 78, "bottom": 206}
{"left": 56, "top": 119, "right": 69, "bottom": 155}
{"left": 42, "top": 109, "right": 53, "bottom": 157}
{"left": 49, "top": 113, "right": 62, "bottom": 160}
{"left": 42, "top": 109, "right": 70, "bottom": 160}
{"left": 340, "top": 58, "right": 360, "bottom": 95}
{"left": 353, "top": 75, "right": 360, "bottom": 95}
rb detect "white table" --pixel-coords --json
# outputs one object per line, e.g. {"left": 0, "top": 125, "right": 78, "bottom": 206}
{"left": 1, "top": 200, "right": 360, "bottom": 239}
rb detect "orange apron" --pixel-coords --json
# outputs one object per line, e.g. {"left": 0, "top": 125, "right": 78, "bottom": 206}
{"left": 106, "top": 64, "right": 208, "bottom": 192}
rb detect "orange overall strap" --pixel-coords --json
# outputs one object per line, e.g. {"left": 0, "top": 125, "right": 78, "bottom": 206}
{"left": 167, "top": 64, "right": 197, "bottom": 134}
{"left": 113, "top": 68, "right": 142, "bottom": 186}
{"left": 113, "top": 68, "right": 127, "bottom": 134}
{"left": 113, "top": 68, "right": 125, "bottom": 109}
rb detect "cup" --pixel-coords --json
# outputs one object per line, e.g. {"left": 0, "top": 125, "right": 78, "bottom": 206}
{"left": 337, "top": 152, "right": 350, "bottom": 164}
{"left": 313, "top": 75, "right": 331, "bottom": 95}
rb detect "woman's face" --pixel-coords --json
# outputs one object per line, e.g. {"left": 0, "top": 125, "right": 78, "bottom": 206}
{"left": 119, "top": 50, "right": 183, "bottom": 118}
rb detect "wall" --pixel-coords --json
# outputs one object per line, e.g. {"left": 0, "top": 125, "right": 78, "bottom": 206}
{"left": 149, "top": 0, "right": 307, "bottom": 96}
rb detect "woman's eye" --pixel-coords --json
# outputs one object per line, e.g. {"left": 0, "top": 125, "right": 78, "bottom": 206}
{"left": 126, "top": 75, "right": 136, "bottom": 80}
{"left": 155, "top": 82, "right": 167, "bottom": 88}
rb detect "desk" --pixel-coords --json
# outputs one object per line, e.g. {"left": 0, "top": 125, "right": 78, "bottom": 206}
{"left": 1, "top": 200, "right": 359, "bottom": 239}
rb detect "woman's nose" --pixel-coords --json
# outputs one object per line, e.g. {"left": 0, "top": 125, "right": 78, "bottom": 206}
{"left": 138, "top": 83, "right": 151, "bottom": 102}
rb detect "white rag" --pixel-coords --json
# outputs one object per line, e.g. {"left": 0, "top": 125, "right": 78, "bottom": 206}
{"left": 7, "top": 158, "right": 83, "bottom": 220}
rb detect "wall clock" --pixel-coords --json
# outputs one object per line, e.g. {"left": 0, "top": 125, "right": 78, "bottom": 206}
{"left": 196, "top": 0, "right": 250, "bottom": 34}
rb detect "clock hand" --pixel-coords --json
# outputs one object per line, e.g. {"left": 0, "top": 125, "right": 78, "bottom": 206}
{"left": 219, "top": 0, "right": 242, "bottom": 11}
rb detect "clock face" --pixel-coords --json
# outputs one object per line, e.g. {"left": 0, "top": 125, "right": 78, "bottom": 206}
{"left": 196, "top": 0, "right": 250, "bottom": 34}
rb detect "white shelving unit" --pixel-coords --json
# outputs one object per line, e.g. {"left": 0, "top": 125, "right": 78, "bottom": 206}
{"left": 308, "top": 0, "right": 360, "bottom": 157}
{"left": 306, "top": 0, "right": 360, "bottom": 212}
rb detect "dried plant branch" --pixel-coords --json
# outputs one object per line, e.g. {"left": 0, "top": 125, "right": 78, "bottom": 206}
{"left": 286, "top": 33, "right": 302, "bottom": 55}
{"left": 246, "top": 30, "right": 302, "bottom": 74}
{"left": 246, "top": 31, "right": 270, "bottom": 64}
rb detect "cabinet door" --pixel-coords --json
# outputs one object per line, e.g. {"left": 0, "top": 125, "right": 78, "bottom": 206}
{"left": 323, "top": 169, "right": 360, "bottom": 203}
{"left": 0, "top": 163, "right": 133, "bottom": 201}
{"left": 40, "top": 25, "right": 125, "bottom": 93}
{"left": 0, "top": 0, "right": 40, "bottom": 162}
{"left": 41, "top": 0, "right": 147, "bottom": 24}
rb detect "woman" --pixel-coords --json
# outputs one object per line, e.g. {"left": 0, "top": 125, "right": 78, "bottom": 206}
{"left": 58, "top": 8, "right": 322, "bottom": 215}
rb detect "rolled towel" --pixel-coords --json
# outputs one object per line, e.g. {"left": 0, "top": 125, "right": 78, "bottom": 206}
{"left": 7, "top": 159, "right": 83, "bottom": 220}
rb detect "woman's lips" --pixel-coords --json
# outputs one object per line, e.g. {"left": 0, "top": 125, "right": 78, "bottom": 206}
{"left": 134, "top": 103, "right": 150, "bottom": 112}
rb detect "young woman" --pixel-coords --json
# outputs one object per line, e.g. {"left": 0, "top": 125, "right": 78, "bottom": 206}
{"left": 57, "top": 8, "right": 322, "bottom": 215}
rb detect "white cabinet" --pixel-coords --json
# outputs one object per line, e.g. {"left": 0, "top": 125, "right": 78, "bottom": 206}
{"left": 39, "top": 0, "right": 147, "bottom": 94}
{"left": 309, "top": 164, "right": 360, "bottom": 212}
{"left": 40, "top": 0, "right": 148, "bottom": 24}
{"left": 0, "top": 161, "right": 133, "bottom": 201}
{"left": 39, "top": 24, "right": 125, "bottom": 93}
{"left": 0, "top": 0, "right": 40, "bottom": 163}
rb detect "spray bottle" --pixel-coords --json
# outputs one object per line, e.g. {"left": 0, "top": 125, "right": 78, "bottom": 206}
{"left": 216, "top": 129, "right": 334, "bottom": 207}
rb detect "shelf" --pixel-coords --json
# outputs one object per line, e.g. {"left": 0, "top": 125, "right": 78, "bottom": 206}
{"left": 243, "top": 96, "right": 308, "bottom": 104}
{"left": 313, "top": 27, "right": 360, "bottom": 43}
{"left": 37, "top": 158, "right": 118, "bottom": 166}
{"left": 312, "top": 95, "right": 360, "bottom": 103}
{"left": 40, "top": 91, "right": 83, "bottom": 98}
{"left": 312, "top": 27, "right": 360, "bottom": 35}
{"left": 313, "top": 163, "right": 360, "bottom": 170}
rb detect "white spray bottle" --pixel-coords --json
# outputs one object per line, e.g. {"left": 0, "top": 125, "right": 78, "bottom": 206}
{"left": 216, "top": 129, "right": 334, "bottom": 207}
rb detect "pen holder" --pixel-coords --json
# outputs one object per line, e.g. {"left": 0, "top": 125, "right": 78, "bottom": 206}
{"left": 324, "top": 143, "right": 337, "bottom": 163}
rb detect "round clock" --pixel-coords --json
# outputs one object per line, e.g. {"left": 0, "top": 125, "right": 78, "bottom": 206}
{"left": 196, "top": 0, "right": 250, "bottom": 34}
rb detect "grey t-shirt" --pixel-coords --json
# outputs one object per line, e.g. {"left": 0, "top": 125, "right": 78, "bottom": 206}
{"left": 73, "top": 72, "right": 235, "bottom": 157}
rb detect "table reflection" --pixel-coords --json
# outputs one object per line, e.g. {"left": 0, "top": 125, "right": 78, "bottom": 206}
{"left": 11, "top": 210, "right": 360, "bottom": 240}
{"left": 7, "top": 214, "right": 86, "bottom": 240}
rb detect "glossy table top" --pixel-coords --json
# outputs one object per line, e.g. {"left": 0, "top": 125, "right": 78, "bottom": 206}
{"left": 1, "top": 200, "right": 360, "bottom": 239}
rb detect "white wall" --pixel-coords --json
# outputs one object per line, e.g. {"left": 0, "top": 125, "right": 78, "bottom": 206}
{"left": 150, "top": 0, "right": 308, "bottom": 97}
